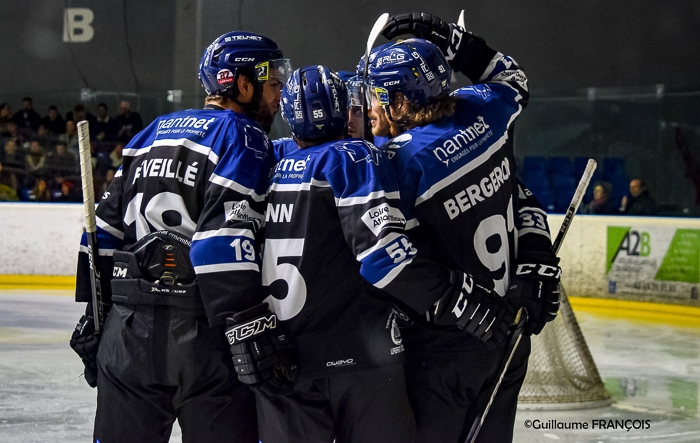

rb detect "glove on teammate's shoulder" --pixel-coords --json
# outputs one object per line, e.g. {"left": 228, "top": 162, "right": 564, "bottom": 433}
{"left": 507, "top": 251, "right": 562, "bottom": 336}
{"left": 381, "top": 12, "right": 482, "bottom": 74}
{"left": 225, "top": 303, "right": 299, "bottom": 396}
{"left": 429, "top": 272, "right": 515, "bottom": 349}
{"left": 69, "top": 314, "right": 100, "bottom": 388}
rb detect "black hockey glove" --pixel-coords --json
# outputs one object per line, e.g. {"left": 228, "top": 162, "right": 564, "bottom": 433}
{"left": 381, "top": 12, "right": 498, "bottom": 81}
{"left": 429, "top": 272, "right": 515, "bottom": 349}
{"left": 225, "top": 303, "right": 299, "bottom": 396}
{"left": 381, "top": 13, "right": 470, "bottom": 65}
{"left": 507, "top": 251, "right": 562, "bottom": 336}
{"left": 69, "top": 314, "right": 100, "bottom": 388}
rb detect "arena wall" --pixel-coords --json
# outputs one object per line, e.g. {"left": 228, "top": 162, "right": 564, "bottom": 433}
{"left": 1, "top": 203, "right": 698, "bottom": 306}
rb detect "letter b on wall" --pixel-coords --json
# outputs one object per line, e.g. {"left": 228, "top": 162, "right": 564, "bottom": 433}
{"left": 63, "top": 8, "right": 94, "bottom": 43}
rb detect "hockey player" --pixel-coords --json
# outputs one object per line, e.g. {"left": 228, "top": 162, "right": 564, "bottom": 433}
{"left": 358, "top": 12, "right": 562, "bottom": 442}
{"left": 68, "top": 31, "right": 291, "bottom": 443}
{"left": 243, "top": 64, "right": 515, "bottom": 442}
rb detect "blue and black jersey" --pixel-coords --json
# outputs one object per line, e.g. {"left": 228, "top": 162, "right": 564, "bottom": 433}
{"left": 265, "top": 137, "right": 453, "bottom": 378}
{"left": 76, "top": 105, "right": 275, "bottom": 326}
{"left": 383, "top": 50, "right": 529, "bottom": 297}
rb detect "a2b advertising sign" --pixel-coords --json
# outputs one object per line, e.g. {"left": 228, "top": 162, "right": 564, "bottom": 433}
{"left": 607, "top": 226, "right": 699, "bottom": 300}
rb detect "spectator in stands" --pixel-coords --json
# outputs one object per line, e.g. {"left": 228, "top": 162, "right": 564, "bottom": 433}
{"left": 581, "top": 181, "right": 618, "bottom": 214}
{"left": 116, "top": 100, "right": 143, "bottom": 142}
{"left": 0, "top": 103, "right": 12, "bottom": 134}
{"left": 47, "top": 141, "right": 78, "bottom": 188}
{"left": 67, "top": 103, "right": 97, "bottom": 135}
{"left": 30, "top": 177, "right": 51, "bottom": 202}
{"left": 11, "top": 97, "right": 41, "bottom": 132}
{"left": 56, "top": 178, "right": 82, "bottom": 202}
{"left": 2, "top": 121, "right": 30, "bottom": 148}
{"left": 0, "top": 139, "right": 24, "bottom": 194}
{"left": 621, "top": 178, "right": 657, "bottom": 215}
{"left": 59, "top": 120, "right": 79, "bottom": 156}
{"left": 100, "top": 167, "right": 116, "bottom": 196}
{"left": 109, "top": 142, "right": 123, "bottom": 169}
{"left": 25, "top": 139, "right": 48, "bottom": 185}
{"left": 34, "top": 124, "right": 54, "bottom": 149}
{"left": 93, "top": 102, "right": 119, "bottom": 142}
{"left": 41, "top": 105, "right": 66, "bottom": 135}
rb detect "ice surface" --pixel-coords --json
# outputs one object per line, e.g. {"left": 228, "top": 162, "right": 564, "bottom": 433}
{"left": 1, "top": 290, "right": 698, "bottom": 442}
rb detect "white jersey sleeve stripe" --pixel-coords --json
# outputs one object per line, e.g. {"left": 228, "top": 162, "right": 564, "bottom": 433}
{"left": 80, "top": 244, "right": 116, "bottom": 256}
{"left": 194, "top": 262, "right": 259, "bottom": 274}
{"left": 210, "top": 173, "right": 266, "bottom": 202}
{"left": 373, "top": 256, "right": 415, "bottom": 289}
{"left": 124, "top": 138, "right": 220, "bottom": 165}
{"left": 269, "top": 179, "right": 330, "bottom": 193}
{"left": 356, "top": 232, "right": 403, "bottom": 261}
{"left": 193, "top": 228, "right": 255, "bottom": 241}
{"left": 517, "top": 227, "right": 552, "bottom": 240}
{"left": 96, "top": 216, "right": 124, "bottom": 240}
{"left": 335, "top": 190, "right": 401, "bottom": 207}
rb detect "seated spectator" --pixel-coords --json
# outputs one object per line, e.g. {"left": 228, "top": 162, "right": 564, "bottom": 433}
{"left": 621, "top": 178, "right": 657, "bottom": 215}
{"left": 0, "top": 103, "right": 11, "bottom": 134}
{"left": 109, "top": 142, "right": 124, "bottom": 169}
{"left": 59, "top": 120, "right": 79, "bottom": 156}
{"left": 41, "top": 105, "right": 66, "bottom": 135}
{"left": 11, "top": 97, "right": 41, "bottom": 133}
{"left": 46, "top": 141, "right": 78, "bottom": 188}
{"left": 55, "top": 178, "right": 82, "bottom": 202}
{"left": 0, "top": 139, "right": 25, "bottom": 192}
{"left": 66, "top": 103, "right": 97, "bottom": 130}
{"left": 581, "top": 181, "right": 619, "bottom": 214}
{"left": 94, "top": 102, "right": 119, "bottom": 141}
{"left": 35, "top": 124, "right": 55, "bottom": 149}
{"left": 25, "top": 139, "right": 48, "bottom": 186}
{"left": 0, "top": 182, "right": 19, "bottom": 201}
{"left": 2, "top": 121, "right": 30, "bottom": 148}
{"left": 99, "top": 167, "right": 116, "bottom": 196}
{"left": 116, "top": 100, "right": 143, "bottom": 142}
{"left": 29, "top": 177, "right": 51, "bottom": 202}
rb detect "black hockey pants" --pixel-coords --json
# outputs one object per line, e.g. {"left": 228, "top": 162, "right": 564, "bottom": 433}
{"left": 403, "top": 328, "right": 531, "bottom": 443}
{"left": 93, "top": 299, "right": 258, "bottom": 443}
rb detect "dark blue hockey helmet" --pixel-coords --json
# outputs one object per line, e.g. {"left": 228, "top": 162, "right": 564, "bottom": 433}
{"left": 198, "top": 31, "right": 291, "bottom": 96}
{"left": 281, "top": 65, "right": 349, "bottom": 142}
{"left": 363, "top": 38, "right": 451, "bottom": 107}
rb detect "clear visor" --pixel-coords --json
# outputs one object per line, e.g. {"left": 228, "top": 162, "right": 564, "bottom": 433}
{"left": 255, "top": 58, "right": 292, "bottom": 84}
{"left": 346, "top": 80, "right": 365, "bottom": 107}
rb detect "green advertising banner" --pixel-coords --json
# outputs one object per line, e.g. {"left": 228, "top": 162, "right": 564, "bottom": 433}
{"left": 606, "top": 226, "right": 700, "bottom": 300}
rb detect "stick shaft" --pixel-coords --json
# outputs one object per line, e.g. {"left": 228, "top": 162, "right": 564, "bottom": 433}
{"left": 465, "top": 159, "right": 597, "bottom": 443}
{"left": 551, "top": 159, "right": 597, "bottom": 254}
{"left": 361, "top": 13, "right": 390, "bottom": 141}
{"left": 77, "top": 120, "right": 102, "bottom": 334}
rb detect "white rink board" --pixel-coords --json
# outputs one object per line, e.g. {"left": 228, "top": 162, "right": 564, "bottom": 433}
{"left": 1, "top": 203, "right": 699, "bottom": 301}
{"left": 0, "top": 203, "right": 84, "bottom": 275}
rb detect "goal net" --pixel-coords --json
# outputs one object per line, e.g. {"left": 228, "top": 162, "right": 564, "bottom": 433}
{"left": 518, "top": 283, "right": 611, "bottom": 410}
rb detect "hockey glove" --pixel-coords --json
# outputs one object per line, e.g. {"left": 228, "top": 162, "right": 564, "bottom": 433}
{"left": 225, "top": 303, "right": 299, "bottom": 396}
{"left": 381, "top": 12, "right": 475, "bottom": 69}
{"left": 429, "top": 272, "right": 515, "bottom": 349}
{"left": 507, "top": 251, "right": 562, "bottom": 336}
{"left": 69, "top": 315, "right": 100, "bottom": 388}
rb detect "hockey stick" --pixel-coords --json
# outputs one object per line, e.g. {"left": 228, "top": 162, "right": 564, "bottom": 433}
{"left": 361, "top": 12, "right": 390, "bottom": 141}
{"left": 465, "top": 159, "right": 597, "bottom": 443}
{"left": 77, "top": 120, "right": 103, "bottom": 334}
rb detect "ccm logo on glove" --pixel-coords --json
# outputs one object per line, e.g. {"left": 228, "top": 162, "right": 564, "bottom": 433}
{"left": 225, "top": 315, "right": 277, "bottom": 344}
{"left": 515, "top": 263, "right": 562, "bottom": 279}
